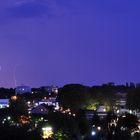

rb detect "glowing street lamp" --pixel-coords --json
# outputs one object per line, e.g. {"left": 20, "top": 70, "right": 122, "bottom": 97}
{"left": 91, "top": 130, "right": 96, "bottom": 136}
{"left": 97, "top": 126, "right": 101, "bottom": 131}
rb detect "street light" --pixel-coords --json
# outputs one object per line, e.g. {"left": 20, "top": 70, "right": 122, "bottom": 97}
{"left": 97, "top": 126, "right": 101, "bottom": 131}
{"left": 91, "top": 130, "right": 96, "bottom": 136}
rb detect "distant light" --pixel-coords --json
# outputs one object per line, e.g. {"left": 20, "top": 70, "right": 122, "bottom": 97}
{"left": 112, "top": 131, "right": 115, "bottom": 135}
{"left": 11, "top": 96, "right": 17, "bottom": 101}
{"left": 7, "top": 116, "right": 11, "bottom": 120}
{"left": 122, "top": 115, "right": 126, "bottom": 118}
{"left": 97, "top": 126, "right": 101, "bottom": 131}
{"left": 69, "top": 112, "right": 71, "bottom": 115}
{"left": 42, "top": 127, "right": 52, "bottom": 131}
{"left": 35, "top": 103, "right": 38, "bottom": 106}
{"left": 91, "top": 130, "right": 96, "bottom": 136}
{"left": 117, "top": 110, "right": 120, "bottom": 114}
{"left": 27, "top": 101, "right": 31, "bottom": 105}
{"left": 120, "top": 127, "right": 126, "bottom": 131}
{"left": 129, "top": 110, "right": 132, "bottom": 114}
{"left": 20, "top": 116, "right": 29, "bottom": 124}
{"left": 41, "top": 126, "right": 53, "bottom": 139}
{"left": 54, "top": 89, "right": 58, "bottom": 94}
{"left": 73, "top": 114, "right": 76, "bottom": 117}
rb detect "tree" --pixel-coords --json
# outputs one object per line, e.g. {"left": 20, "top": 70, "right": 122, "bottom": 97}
{"left": 58, "top": 84, "right": 91, "bottom": 111}
{"left": 114, "top": 113, "right": 138, "bottom": 140}
{"left": 9, "top": 96, "right": 28, "bottom": 120}
{"left": 91, "top": 112, "right": 100, "bottom": 126}
{"left": 122, "top": 113, "right": 138, "bottom": 130}
{"left": 126, "top": 87, "right": 140, "bottom": 110}
{"left": 58, "top": 84, "right": 117, "bottom": 112}
{"left": 76, "top": 109, "right": 90, "bottom": 136}
{"left": 47, "top": 112, "right": 79, "bottom": 139}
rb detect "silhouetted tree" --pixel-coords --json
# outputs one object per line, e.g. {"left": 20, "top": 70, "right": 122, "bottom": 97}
{"left": 76, "top": 109, "right": 90, "bottom": 136}
{"left": 58, "top": 84, "right": 91, "bottom": 111}
{"left": 9, "top": 96, "right": 28, "bottom": 120}
{"left": 126, "top": 87, "right": 140, "bottom": 110}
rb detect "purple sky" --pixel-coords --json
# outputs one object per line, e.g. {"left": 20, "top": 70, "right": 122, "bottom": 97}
{"left": 0, "top": 0, "right": 140, "bottom": 88}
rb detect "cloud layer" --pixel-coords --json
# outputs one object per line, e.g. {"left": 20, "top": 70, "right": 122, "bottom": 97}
{"left": 7, "top": 1, "right": 49, "bottom": 18}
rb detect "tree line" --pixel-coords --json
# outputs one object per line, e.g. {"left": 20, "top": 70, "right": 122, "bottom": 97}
{"left": 57, "top": 83, "right": 140, "bottom": 111}
{"left": 0, "top": 82, "right": 140, "bottom": 111}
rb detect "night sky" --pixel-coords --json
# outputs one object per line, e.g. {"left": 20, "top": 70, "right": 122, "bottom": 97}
{"left": 0, "top": 0, "right": 140, "bottom": 88}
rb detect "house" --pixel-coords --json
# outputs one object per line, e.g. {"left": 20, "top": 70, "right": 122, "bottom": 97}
{"left": 0, "top": 99, "right": 10, "bottom": 108}
{"left": 97, "top": 105, "right": 107, "bottom": 119}
{"left": 38, "top": 97, "right": 59, "bottom": 110}
{"left": 115, "top": 92, "right": 127, "bottom": 109}
{"left": 84, "top": 110, "right": 94, "bottom": 121}
{"left": 15, "top": 86, "right": 31, "bottom": 94}
{"left": 39, "top": 98, "right": 56, "bottom": 106}
{"left": 31, "top": 104, "right": 53, "bottom": 115}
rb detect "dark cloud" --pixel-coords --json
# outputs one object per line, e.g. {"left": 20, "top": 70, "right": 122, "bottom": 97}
{"left": 7, "top": 2, "right": 49, "bottom": 18}
{"left": 6, "top": 0, "right": 82, "bottom": 19}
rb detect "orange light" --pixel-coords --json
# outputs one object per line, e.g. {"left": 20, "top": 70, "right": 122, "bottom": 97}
{"left": 11, "top": 96, "right": 17, "bottom": 101}
{"left": 20, "top": 115, "right": 29, "bottom": 124}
